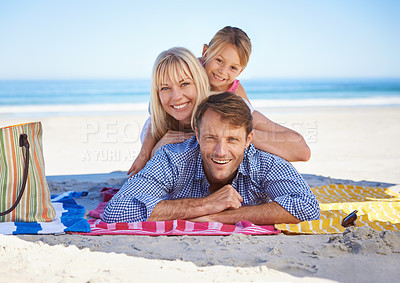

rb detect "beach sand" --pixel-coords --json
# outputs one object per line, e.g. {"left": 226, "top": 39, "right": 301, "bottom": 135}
{"left": 1, "top": 106, "right": 400, "bottom": 282}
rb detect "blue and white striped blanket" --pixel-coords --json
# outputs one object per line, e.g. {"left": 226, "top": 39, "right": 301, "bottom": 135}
{"left": 0, "top": 191, "right": 90, "bottom": 235}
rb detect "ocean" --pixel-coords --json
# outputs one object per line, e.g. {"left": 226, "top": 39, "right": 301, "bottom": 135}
{"left": 1, "top": 78, "right": 400, "bottom": 115}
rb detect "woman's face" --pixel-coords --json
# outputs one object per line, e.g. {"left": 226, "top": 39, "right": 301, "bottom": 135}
{"left": 158, "top": 75, "right": 197, "bottom": 127}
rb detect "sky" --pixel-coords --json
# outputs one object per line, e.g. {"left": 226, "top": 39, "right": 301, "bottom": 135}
{"left": 0, "top": 0, "right": 399, "bottom": 80}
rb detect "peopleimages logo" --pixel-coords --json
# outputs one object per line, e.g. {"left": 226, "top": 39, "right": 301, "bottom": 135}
{"left": 80, "top": 121, "right": 143, "bottom": 162}
{"left": 81, "top": 148, "right": 139, "bottom": 162}
{"left": 78, "top": 119, "right": 318, "bottom": 162}
{"left": 265, "top": 120, "right": 318, "bottom": 143}
{"left": 81, "top": 121, "right": 141, "bottom": 144}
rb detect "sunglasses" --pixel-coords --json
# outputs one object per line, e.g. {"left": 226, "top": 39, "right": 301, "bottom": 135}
{"left": 341, "top": 210, "right": 358, "bottom": 227}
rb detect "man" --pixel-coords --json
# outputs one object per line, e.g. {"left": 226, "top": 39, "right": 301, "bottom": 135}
{"left": 103, "top": 92, "right": 320, "bottom": 224}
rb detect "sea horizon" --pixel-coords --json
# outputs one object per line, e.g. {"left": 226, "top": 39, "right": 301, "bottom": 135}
{"left": 1, "top": 78, "right": 400, "bottom": 116}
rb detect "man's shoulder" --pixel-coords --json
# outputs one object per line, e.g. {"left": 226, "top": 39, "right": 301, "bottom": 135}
{"left": 156, "top": 135, "right": 199, "bottom": 162}
{"left": 245, "top": 143, "right": 284, "bottom": 163}
{"left": 242, "top": 144, "right": 306, "bottom": 186}
{"left": 137, "top": 136, "right": 200, "bottom": 181}
{"left": 243, "top": 144, "right": 298, "bottom": 173}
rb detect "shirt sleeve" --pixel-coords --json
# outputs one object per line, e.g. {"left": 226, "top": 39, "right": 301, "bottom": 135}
{"left": 241, "top": 97, "right": 255, "bottom": 113}
{"left": 102, "top": 149, "right": 175, "bottom": 223}
{"left": 262, "top": 157, "right": 320, "bottom": 221}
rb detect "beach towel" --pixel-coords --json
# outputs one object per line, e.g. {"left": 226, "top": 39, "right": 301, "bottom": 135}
{"left": 276, "top": 184, "right": 400, "bottom": 234}
{"left": 78, "top": 187, "right": 280, "bottom": 236}
{"left": 82, "top": 219, "right": 280, "bottom": 236}
{"left": 0, "top": 191, "right": 90, "bottom": 235}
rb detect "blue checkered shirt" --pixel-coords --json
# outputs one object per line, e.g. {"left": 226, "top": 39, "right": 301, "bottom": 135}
{"left": 103, "top": 136, "right": 320, "bottom": 223}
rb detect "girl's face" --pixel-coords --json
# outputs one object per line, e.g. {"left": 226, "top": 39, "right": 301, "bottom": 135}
{"left": 204, "top": 44, "right": 243, "bottom": 91}
{"left": 158, "top": 74, "right": 197, "bottom": 127}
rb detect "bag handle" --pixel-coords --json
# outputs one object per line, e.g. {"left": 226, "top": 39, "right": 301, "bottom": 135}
{"left": 0, "top": 134, "right": 30, "bottom": 216}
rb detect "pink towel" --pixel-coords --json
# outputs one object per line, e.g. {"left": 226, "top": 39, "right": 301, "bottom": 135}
{"left": 78, "top": 187, "right": 280, "bottom": 236}
{"left": 77, "top": 219, "right": 280, "bottom": 236}
{"left": 87, "top": 187, "right": 119, "bottom": 219}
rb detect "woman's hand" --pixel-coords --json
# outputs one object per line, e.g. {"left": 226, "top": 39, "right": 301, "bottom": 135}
{"left": 152, "top": 130, "right": 194, "bottom": 157}
{"left": 127, "top": 154, "right": 150, "bottom": 178}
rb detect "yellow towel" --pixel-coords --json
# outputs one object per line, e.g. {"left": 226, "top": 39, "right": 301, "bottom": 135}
{"left": 275, "top": 184, "right": 400, "bottom": 234}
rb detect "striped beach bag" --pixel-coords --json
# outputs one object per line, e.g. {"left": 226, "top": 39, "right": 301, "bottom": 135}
{"left": 0, "top": 122, "right": 55, "bottom": 222}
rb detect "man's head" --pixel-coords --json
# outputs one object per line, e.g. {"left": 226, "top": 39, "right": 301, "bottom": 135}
{"left": 194, "top": 92, "right": 253, "bottom": 186}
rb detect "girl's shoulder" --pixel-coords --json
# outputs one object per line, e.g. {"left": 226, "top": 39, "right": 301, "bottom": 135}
{"left": 227, "top": 79, "right": 240, "bottom": 93}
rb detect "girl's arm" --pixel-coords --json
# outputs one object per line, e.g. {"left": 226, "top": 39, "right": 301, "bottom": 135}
{"left": 251, "top": 110, "right": 311, "bottom": 162}
{"left": 127, "top": 123, "right": 156, "bottom": 177}
{"left": 237, "top": 82, "right": 310, "bottom": 161}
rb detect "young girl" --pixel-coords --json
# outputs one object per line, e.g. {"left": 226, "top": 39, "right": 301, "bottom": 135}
{"left": 128, "top": 27, "right": 310, "bottom": 176}
{"left": 201, "top": 26, "right": 251, "bottom": 102}
{"left": 200, "top": 26, "right": 311, "bottom": 163}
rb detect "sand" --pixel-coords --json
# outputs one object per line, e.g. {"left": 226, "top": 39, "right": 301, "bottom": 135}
{"left": 1, "top": 106, "right": 400, "bottom": 282}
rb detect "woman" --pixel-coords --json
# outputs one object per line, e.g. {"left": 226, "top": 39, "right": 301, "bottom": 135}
{"left": 128, "top": 47, "right": 209, "bottom": 176}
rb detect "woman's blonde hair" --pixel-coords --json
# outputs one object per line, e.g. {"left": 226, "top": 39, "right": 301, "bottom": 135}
{"left": 150, "top": 47, "right": 210, "bottom": 140}
{"left": 202, "top": 26, "right": 252, "bottom": 68}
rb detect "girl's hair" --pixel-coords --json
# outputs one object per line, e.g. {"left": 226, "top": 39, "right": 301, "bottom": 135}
{"left": 150, "top": 47, "right": 210, "bottom": 140}
{"left": 202, "top": 26, "right": 252, "bottom": 68}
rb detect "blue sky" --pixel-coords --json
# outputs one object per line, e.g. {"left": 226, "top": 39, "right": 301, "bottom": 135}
{"left": 0, "top": 0, "right": 399, "bottom": 80}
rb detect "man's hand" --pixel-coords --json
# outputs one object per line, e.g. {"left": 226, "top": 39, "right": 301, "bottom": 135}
{"left": 147, "top": 185, "right": 243, "bottom": 221}
{"left": 203, "top": 184, "right": 243, "bottom": 214}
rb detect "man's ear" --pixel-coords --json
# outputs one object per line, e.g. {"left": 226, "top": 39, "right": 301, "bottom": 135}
{"left": 202, "top": 44, "right": 209, "bottom": 57}
{"left": 245, "top": 131, "right": 254, "bottom": 148}
{"left": 195, "top": 127, "right": 200, "bottom": 143}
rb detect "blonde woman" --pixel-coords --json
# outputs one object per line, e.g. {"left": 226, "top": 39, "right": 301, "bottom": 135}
{"left": 128, "top": 47, "right": 209, "bottom": 176}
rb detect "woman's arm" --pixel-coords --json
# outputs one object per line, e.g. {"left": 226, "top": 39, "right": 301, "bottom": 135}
{"left": 127, "top": 123, "right": 156, "bottom": 177}
{"left": 251, "top": 110, "right": 311, "bottom": 162}
{"left": 151, "top": 130, "right": 195, "bottom": 157}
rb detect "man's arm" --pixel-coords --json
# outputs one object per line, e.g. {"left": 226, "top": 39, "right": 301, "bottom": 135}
{"left": 188, "top": 201, "right": 300, "bottom": 225}
{"left": 147, "top": 185, "right": 243, "bottom": 221}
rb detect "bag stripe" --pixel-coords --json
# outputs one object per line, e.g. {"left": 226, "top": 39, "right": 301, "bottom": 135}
{"left": 0, "top": 122, "right": 55, "bottom": 222}
{"left": 10, "top": 127, "right": 18, "bottom": 221}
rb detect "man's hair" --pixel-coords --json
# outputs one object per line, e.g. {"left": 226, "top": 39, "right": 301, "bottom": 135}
{"left": 202, "top": 26, "right": 252, "bottom": 68}
{"left": 195, "top": 92, "right": 253, "bottom": 136}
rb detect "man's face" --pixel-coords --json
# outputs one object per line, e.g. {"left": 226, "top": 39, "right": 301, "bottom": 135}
{"left": 196, "top": 109, "right": 253, "bottom": 186}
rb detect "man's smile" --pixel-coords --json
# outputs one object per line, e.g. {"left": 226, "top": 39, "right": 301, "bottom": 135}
{"left": 211, "top": 158, "right": 231, "bottom": 165}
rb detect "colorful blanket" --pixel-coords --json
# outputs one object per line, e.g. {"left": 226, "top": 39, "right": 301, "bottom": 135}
{"left": 83, "top": 219, "right": 280, "bottom": 236}
{"left": 79, "top": 187, "right": 280, "bottom": 236}
{"left": 0, "top": 191, "right": 90, "bottom": 235}
{"left": 276, "top": 184, "right": 400, "bottom": 234}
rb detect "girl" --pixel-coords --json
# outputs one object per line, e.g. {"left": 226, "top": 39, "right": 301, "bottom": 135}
{"left": 200, "top": 26, "right": 311, "bottom": 163}
{"left": 201, "top": 26, "right": 251, "bottom": 101}
{"left": 128, "top": 27, "right": 310, "bottom": 176}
